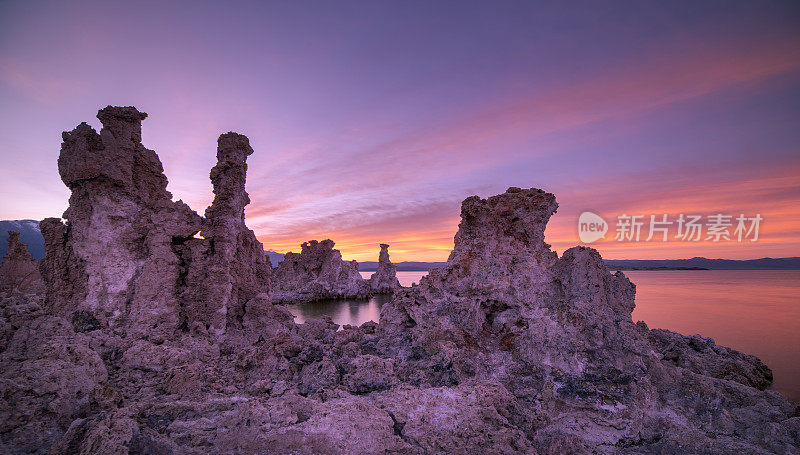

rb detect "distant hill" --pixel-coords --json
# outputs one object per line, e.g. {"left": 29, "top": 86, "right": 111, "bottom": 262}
{"left": 0, "top": 220, "right": 44, "bottom": 260}
{"left": 358, "top": 261, "right": 446, "bottom": 272}
{"left": 265, "top": 250, "right": 284, "bottom": 267}
{"left": 3, "top": 220, "right": 800, "bottom": 271}
{"left": 605, "top": 257, "right": 800, "bottom": 270}
{"left": 361, "top": 257, "right": 800, "bottom": 271}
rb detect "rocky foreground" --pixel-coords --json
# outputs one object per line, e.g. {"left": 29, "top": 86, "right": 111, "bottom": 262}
{"left": 0, "top": 107, "right": 798, "bottom": 454}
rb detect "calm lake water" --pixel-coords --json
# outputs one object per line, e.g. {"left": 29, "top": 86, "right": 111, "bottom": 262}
{"left": 286, "top": 270, "right": 799, "bottom": 402}
{"left": 628, "top": 270, "right": 799, "bottom": 403}
{"left": 285, "top": 272, "right": 426, "bottom": 327}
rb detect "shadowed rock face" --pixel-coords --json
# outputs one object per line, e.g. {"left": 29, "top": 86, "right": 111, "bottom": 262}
{"left": 369, "top": 244, "right": 400, "bottom": 293}
{"left": 177, "top": 132, "right": 272, "bottom": 335}
{"left": 271, "top": 239, "right": 370, "bottom": 303}
{"left": 0, "top": 108, "right": 797, "bottom": 454}
{"left": 0, "top": 231, "right": 43, "bottom": 295}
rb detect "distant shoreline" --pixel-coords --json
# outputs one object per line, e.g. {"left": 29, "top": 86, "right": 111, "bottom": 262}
{"left": 357, "top": 258, "right": 800, "bottom": 272}
{"left": 2, "top": 220, "right": 799, "bottom": 271}
{"left": 610, "top": 266, "right": 709, "bottom": 271}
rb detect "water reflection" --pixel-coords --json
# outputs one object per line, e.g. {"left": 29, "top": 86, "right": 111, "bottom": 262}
{"left": 286, "top": 272, "right": 427, "bottom": 327}
{"left": 286, "top": 293, "right": 394, "bottom": 327}
{"left": 628, "top": 270, "right": 800, "bottom": 403}
{"left": 359, "top": 270, "right": 428, "bottom": 287}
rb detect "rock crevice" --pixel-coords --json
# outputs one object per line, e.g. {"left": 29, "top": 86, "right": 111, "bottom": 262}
{"left": 37, "top": 107, "right": 268, "bottom": 339}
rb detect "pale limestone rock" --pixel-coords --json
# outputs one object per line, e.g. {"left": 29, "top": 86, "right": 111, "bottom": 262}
{"left": 40, "top": 106, "right": 203, "bottom": 341}
{"left": 271, "top": 239, "right": 370, "bottom": 304}
{"left": 38, "top": 107, "right": 269, "bottom": 340}
{"left": 369, "top": 243, "right": 400, "bottom": 293}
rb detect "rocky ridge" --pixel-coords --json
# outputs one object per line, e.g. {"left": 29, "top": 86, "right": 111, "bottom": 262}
{"left": 0, "top": 107, "right": 797, "bottom": 454}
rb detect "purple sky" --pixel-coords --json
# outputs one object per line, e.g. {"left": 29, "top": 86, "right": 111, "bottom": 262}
{"left": 1, "top": 1, "right": 799, "bottom": 261}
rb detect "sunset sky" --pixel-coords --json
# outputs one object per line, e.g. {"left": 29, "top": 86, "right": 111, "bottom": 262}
{"left": 1, "top": 1, "right": 798, "bottom": 261}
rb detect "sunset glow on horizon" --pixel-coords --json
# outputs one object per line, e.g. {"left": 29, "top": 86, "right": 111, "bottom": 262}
{"left": 1, "top": 1, "right": 798, "bottom": 262}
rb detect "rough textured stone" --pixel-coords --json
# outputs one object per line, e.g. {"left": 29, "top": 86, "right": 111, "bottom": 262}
{"left": 369, "top": 243, "right": 400, "bottom": 293}
{"left": 37, "top": 107, "right": 269, "bottom": 340}
{"left": 377, "top": 187, "right": 799, "bottom": 453}
{"left": 373, "top": 382, "right": 534, "bottom": 454}
{"left": 0, "top": 231, "right": 43, "bottom": 295}
{"left": 177, "top": 132, "right": 272, "bottom": 336}
{"left": 271, "top": 239, "right": 370, "bottom": 304}
{"left": 0, "top": 306, "right": 107, "bottom": 452}
{"left": 39, "top": 107, "right": 203, "bottom": 340}
{"left": 648, "top": 328, "right": 774, "bottom": 390}
{"left": 1, "top": 109, "right": 797, "bottom": 454}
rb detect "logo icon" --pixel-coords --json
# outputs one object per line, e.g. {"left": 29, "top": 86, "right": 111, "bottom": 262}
{"left": 578, "top": 212, "right": 607, "bottom": 243}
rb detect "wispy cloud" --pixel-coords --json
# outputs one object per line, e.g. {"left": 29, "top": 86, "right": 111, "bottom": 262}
{"left": 243, "top": 34, "right": 800, "bottom": 260}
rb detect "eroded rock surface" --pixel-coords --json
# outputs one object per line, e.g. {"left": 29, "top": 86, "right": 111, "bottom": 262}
{"left": 377, "top": 187, "right": 799, "bottom": 453}
{"left": 648, "top": 328, "right": 774, "bottom": 390}
{"left": 369, "top": 244, "right": 400, "bottom": 293}
{"left": 37, "top": 106, "right": 268, "bottom": 339}
{"left": 178, "top": 132, "right": 272, "bottom": 335}
{"left": 271, "top": 239, "right": 370, "bottom": 304}
{"left": 1, "top": 109, "right": 797, "bottom": 454}
{"left": 0, "top": 231, "right": 43, "bottom": 295}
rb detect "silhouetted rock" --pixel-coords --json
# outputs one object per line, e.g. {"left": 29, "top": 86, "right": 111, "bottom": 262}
{"left": 368, "top": 244, "right": 400, "bottom": 293}
{"left": 0, "top": 231, "right": 43, "bottom": 295}
{"left": 271, "top": 239, "right": 370, "bottom": 304}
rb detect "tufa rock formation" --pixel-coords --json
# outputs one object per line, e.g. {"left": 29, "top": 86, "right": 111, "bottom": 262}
{"left": 0, "top": 231, "right": 43, "bottom": 295}
{"left": 37, "top": 106, "right": 269, "bottom": 340}
{"left": 377, "top": 187, "right": 797, "bottom": 453}
{"left": 368, "top": 243, "right": 400, "bottom": 293}
{"left": 176, "top": 132, "right": 272, "bottom": 335}
{"left": 270, "top": 239, "right": 370, "bottom": 304}
{"left": 1, "top": 109, "right": 797, "bottom": 454}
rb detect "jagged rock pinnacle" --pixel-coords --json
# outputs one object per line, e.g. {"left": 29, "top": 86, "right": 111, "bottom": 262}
{"left": 1, "top": 113, "right": 795, "bottom": 454}
{"left": 369, "top": 243, "right": 400, "bottom": 293}
{"left": 39, "top": 107, "right": 268, "bottom": 339}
